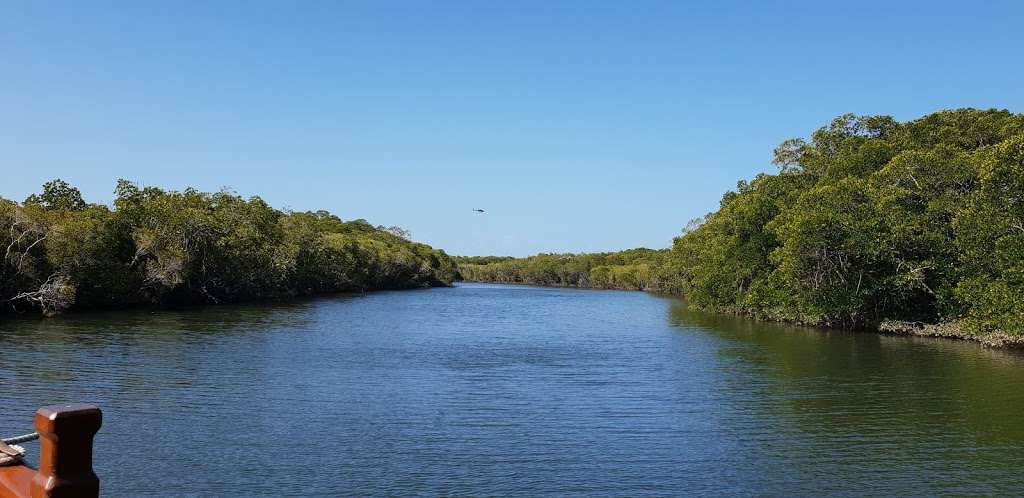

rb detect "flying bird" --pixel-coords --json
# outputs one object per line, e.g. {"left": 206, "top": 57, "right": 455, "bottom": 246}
{"left": 472, "top": 209, "right": 484, "bottom": 213}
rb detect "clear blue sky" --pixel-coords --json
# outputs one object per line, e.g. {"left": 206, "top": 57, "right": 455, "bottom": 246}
{"left": 3, "top": 1, "right": 1022, "bottom": 257}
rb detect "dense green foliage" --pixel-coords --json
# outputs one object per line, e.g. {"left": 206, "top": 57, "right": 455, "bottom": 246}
{"left": 457, "top": 249, "right": 681, "bottom": 292}
{"left": 451, "top": 255, "right": 517, "bottom": 266}
{"left": 1, "top": 180, "right": 458, "bottom": 315}
{"left": 461, "top": 109, "right": 1024, "bottom": 340}
{"left": 674, "top": 109, "right": 1024, "bottom": 337}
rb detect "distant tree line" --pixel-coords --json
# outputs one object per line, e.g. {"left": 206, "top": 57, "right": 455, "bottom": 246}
{"left": 452, "top": 255, "right": 517, "bottom": 266}
{"left": 1, "top": 180, "right": 459, "bottom": 315}
{"left": 454, "top": 249, "right": 681, "bottom": 292}
{"left": 459, "top": 109, "right": 1024, "bottom": 341}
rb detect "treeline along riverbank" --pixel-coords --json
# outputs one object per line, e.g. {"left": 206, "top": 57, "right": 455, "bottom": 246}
{"left": 1, "top": 180, "right": 458, "bottom": 315}
{"left": 457, "top": 109, "right": 1024, "bottom": 346}
{"left": 455, "top": 249, "right": 678, "bottom": 292}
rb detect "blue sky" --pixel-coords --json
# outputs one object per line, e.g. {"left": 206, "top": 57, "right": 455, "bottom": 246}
{"left": 3, "top": 1, "right": 1022, "bottom": 257}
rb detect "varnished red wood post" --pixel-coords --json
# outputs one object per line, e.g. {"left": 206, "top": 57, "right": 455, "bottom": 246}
{"left": 29, "top": 404, "right": 101, "bottom": 498}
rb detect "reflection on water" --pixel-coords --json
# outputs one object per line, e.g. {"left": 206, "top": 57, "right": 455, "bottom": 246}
{"left": 666, "top": 298, "right": 1024, "bottom": 494}
{"left": 1, "top": 285, "right": 1022, "bottom": 495}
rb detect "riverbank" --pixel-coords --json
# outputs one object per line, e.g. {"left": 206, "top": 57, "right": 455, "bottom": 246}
{"left": 878, "top": 320, "right": 1024, "bottom": 349}
{"left": 683, "top": 303, "right": 1024, "bottom": 350}
{"left": 683, "top": 302, "right": 1024, "bottom": 350}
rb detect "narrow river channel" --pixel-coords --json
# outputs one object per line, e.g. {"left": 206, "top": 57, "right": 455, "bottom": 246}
{"left": 2, "top": 283, "right": 1022, "bottom": 495}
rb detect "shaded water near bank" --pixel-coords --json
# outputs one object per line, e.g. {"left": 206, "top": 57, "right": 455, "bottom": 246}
{"left": 2, "top": 283, "right": 1023, "bottom": 495}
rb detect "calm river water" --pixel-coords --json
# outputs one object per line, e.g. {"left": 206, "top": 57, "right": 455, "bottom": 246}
{"left": 2, "top": 283, "right": 1024, "bottom": 496}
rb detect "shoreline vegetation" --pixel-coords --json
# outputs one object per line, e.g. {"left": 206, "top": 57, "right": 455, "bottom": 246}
{"left": 1, "top": 180, "right": 458, "bottom": 316}
{"left": 456, "top": 109, "right": 1024, "bottom": 348}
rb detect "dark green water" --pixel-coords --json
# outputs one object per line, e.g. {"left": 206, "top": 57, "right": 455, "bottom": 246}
{"left": 1, "top": 283, "right": 1023, "bottom": 496}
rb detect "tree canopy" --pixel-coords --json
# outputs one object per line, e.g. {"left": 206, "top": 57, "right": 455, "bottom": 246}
{"left": 1, "top": 181, "right": 458, "bottom": 315}
{"left": 673, "top": 108, "right": 1024, "bottom": 338}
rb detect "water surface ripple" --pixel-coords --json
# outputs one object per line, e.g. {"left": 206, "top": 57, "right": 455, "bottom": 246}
{"left": 2, "top": 283, "right": 1023, "bottom": 496}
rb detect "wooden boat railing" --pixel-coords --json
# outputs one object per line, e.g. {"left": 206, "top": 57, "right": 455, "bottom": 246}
{"left": 0, "top": 404, "right": 101, "bottom": 498}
